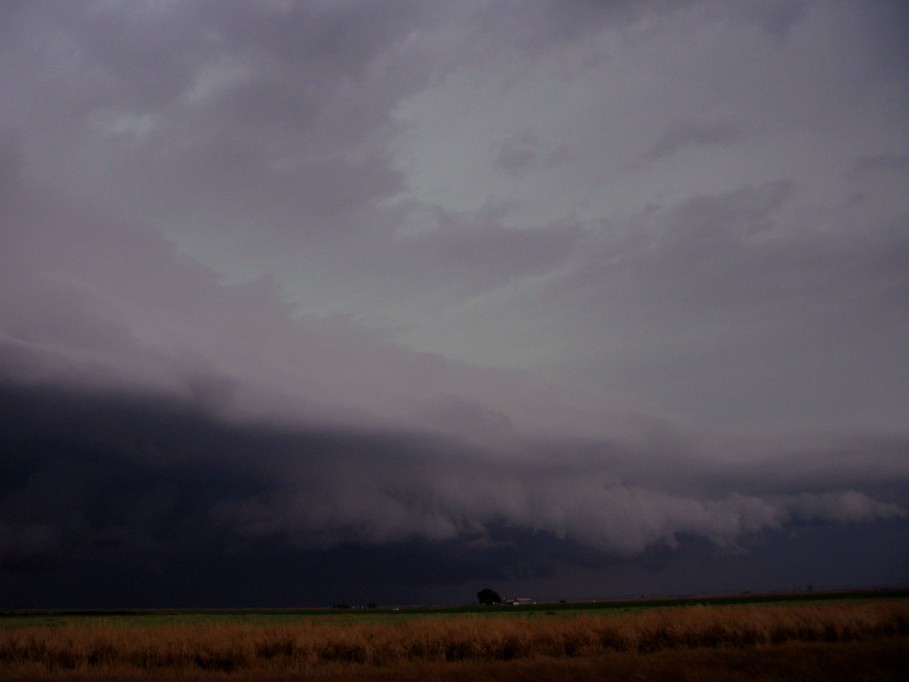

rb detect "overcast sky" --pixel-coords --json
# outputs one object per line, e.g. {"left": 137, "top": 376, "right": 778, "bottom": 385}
{"left": 1, "top": 0, "right": 908, "bottom": 608}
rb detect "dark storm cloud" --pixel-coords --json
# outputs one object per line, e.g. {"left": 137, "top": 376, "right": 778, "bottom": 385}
{"left": 1, "top": 378, "right": 906, "bottom": 607}
{"left": 2, "top": 1, "right": 908, "bottom": 606}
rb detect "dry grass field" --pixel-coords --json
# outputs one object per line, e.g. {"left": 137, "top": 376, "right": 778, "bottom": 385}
{"left": 1, "top": 598, "right": 907, "bottom": 680}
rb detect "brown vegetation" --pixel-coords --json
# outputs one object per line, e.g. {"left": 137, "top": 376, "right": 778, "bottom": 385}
{"left": 1, "top": 600, "right": 907, "bottom": 680}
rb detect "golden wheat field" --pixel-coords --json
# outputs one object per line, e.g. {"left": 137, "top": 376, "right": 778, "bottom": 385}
{"left": 2, "top": 598, "right": 908, "bottom": 681}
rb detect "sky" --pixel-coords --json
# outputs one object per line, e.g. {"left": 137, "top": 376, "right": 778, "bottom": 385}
{"left": 1, "top": 0, "right": 908, "bottom": 608}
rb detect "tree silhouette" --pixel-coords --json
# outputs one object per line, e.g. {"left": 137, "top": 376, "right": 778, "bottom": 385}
{"left": 477, "top": 588, "right": 502, "bottom": 605}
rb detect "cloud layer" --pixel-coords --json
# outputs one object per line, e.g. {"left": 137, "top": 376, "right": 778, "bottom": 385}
{"left": 1, "top": 0, "right": 908, "bottom": 605}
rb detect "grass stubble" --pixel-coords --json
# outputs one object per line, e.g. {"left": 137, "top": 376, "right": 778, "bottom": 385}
{"left": 1, "top": 599, "right": 907, "bottom": 681}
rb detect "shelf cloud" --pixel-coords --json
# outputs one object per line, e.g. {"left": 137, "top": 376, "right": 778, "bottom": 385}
{"left": 1, "top": 0, "right": 907, "bottom": 607}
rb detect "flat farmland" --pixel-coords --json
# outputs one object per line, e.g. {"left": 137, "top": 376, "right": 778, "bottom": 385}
{"left": 2, "top": 591, "right": 907, "bottom": 681}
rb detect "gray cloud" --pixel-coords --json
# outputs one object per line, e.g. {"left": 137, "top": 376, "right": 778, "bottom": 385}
{"left": 643, "top": 121, "right": 745, "bottom": 162}
{"left": 720, "top": 0, "right": 810, "bottom": 38}
{"left": 851, "top": 153, "right": 909, "bottom": 175}
{"left": 454, "top": 179, "right": 909, "bottom": 431}
{"left": 242, "top": 468, "right": 905, "bottom": 555}
{"left": 493, "top": 132, "right": 540, "bottom": 175}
